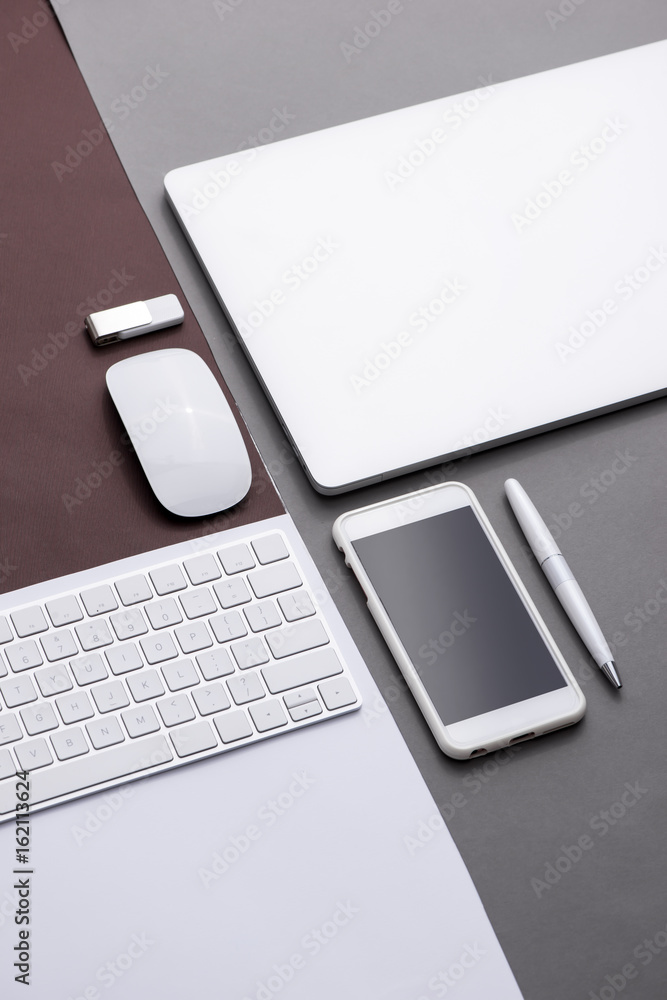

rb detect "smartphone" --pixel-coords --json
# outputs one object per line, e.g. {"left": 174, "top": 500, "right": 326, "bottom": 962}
{"left": 333, "top": 482, "right": 585, "bottom": 758}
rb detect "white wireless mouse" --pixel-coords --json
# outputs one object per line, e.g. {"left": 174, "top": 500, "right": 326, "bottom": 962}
{"left": 106, "top": 348, "right": 252, "bottom": 517}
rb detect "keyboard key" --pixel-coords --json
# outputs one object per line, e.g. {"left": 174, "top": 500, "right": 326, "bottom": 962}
{"left": 192, "top": 683, "right": 230, "bottom": 716}
{"left": 319, "top": 677, "right": 357, "bottom": 711}
{"left": 278, "top": 591, "right": 315, "bottom": 622}
{"left": 245, "top": 601, "right": 281, "bottom": 632}
{"left": 174, "top": 622, "right": 213, "bottom": 655}
{"left": 248, "top": 563, "right": 302, "bottom": 599}
{"left": 249, "top": 699, "right": 288, "bottom": 733}
{"left": 157, "top": 694, "right": 196, "bottom": 727}
{"left": 252, "top": 534, "right": 289, "bottom": 564}
{"left": 92, "top": 680, "right": 130, "bottom": 714}
{"left": 0, "top": 713, "right": 22, "bottom": 744}
{"left": 121, "top": 705, "right": 161, "bottom": 738}
{"left": 214, "top": 578, "right": 251, "bottom": 609}
{"left": 196, "top": 648, "right": 234, "bottom": 681}
{"left": 15, "top": 738, "right": 53, "bottom": 771}
{"left": 209, "top": 612, "right": 247, "bottom": 643}
{"left": 214, "top": 710, "right": 253, "bottom": 744}
{"left": 288, "top": 700, "right": 323, "bottom": 722}
{"left": 80, "top": 585, "right": 118, "bottom": 616}
{"left": 51, "top": 727, "right": 89, "bottom": 761}
{"left": 127, "top": 669, "right": 165, "bottom": 703}
{"left": 230, "top": 637, "right": 269, "bottom": 670}
{"left": 70, "top": 653, "right": 109, "bottom": 685}
{"left": 162, "top": 659, "right": 199, "bottom": 692}
{"left": 180, "top": 588, "right": 217, "bottom": 619}
{"left": 170, "top": 720, "right": 217, "bottom": 757}
{"left": 5, "top": 639, "right": 43, "bottom": 672}
{"left": 0, "top": 748, "right": 17, "bottom": 780}
{"left": 0, "top": 616, "right": 13, "bottom": 643}
{"left": 149, "top": 564, "right": 187, "bottom": 596}
{"left": 227, "top": 673, "right": 265, "bottom": 705}
{"left": 183, "top": 554, "right": 221, "bottom": 585}
{"left": 6, "top": 735, "right": 172, "bottom": 810}
{"left": 11, "top": 605, "right": 48, "bottom": 638}
{"left": 109, "top": 609, "right": 148, "bottom": 641}
{"left": 45, "top": 595, "right": 83, "bottom": 627}
{"left": 35, "top": 663, "right": 74, "bottom": 697}
{"left": 0, "top": 659, "right": 6, "bottom": 679}
{"left": 115, "top": 574, "right": 153, "bottom": 606}
{"left": 20, "top": 702, "right": 59, "bottom": 736}
{"left": 75, "top": 620, "right": 113, "bottom": 651}
{"left": 140, "top": 633, "right": 178, "bottom": 664}
{"left": 56, "top": 691, "right": 94, "bottom": 724}
{"left": 266, "top": 620, "right": 329, "bottom": 659}
{"left": 145, "top": 598, "right": 183, "bottom": 630}
{"left": 86, "top": 716, "right": 125, "bottom": 750}
{"left": 218, "top": 543, "right": 255, "bottom": 575}
{"left": 283, "top": 687, "right": 318, "bottom": 709}
{"left": 106, "top": 644, "right": 143, "bottom": 676}
{"left": 40, "top": 629, "right": 78, "bottom": 663}
{"left": 1, "top": 675, "right": 38, "bottom": 708}
{"left": 262, "top": 648, "right": 343, "bottom": 695}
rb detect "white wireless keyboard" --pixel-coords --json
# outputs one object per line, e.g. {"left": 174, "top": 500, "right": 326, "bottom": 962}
{"left": 0, "top": 521, "right": 361, "bottom": 819}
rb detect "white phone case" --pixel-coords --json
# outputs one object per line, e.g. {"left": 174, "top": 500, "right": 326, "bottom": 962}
{"left": 333, "top": 481, "right": 585, "bottom": 758}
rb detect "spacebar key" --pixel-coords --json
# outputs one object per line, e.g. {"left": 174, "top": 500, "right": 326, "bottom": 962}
{"left": 262, "top": 648, "right": 343, "bottom": 694}
{"left": 8, "top": 736, "right": 172, "bottom": 812}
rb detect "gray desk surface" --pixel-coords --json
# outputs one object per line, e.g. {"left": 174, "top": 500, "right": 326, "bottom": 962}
{"left": 55, "top": 2, "right": 667, "bottom": 996}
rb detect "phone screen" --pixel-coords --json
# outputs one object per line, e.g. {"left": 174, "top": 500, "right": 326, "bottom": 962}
{"left": 352, "top": 505, "right": 566, "bottom": 725}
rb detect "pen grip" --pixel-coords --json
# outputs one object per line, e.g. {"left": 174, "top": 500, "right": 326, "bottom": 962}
{"left": 541, "top": 554, "right": 574, "bottom": 588}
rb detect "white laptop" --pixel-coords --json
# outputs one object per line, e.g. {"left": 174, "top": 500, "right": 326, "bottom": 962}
{"left": 166, "top": 39, "right": 667, "bottom": 494}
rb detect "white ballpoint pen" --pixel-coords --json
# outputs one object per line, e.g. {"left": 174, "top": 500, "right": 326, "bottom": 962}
{"left": 505, "top": 478, "right": 622, "bottom": 689}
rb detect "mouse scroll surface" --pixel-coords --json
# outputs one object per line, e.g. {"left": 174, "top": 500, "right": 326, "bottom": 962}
{"left": 106, "top": 349, "right": 252, "bottom": 517}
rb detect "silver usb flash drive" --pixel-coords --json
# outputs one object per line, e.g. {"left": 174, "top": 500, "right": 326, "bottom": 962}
{"left": 85, "top": 294, "right": 184, "bottom": 346}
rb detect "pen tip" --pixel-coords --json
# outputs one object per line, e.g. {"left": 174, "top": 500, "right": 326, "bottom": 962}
{"left": 601, "top": 660, "right": 622, "bottom": 689}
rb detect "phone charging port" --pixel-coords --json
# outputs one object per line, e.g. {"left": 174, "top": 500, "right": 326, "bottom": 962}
{"left": 509, "top": 732, "right": 535, "bottom": 745}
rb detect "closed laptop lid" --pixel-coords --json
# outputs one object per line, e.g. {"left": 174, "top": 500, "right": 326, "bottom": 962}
{"left": 166, "top": 40, "right": 667, "bottom": 493}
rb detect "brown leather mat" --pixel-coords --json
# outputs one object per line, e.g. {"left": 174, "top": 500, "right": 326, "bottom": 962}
{"left": 0, "top": 0, "right": 284, "bottom": 595}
